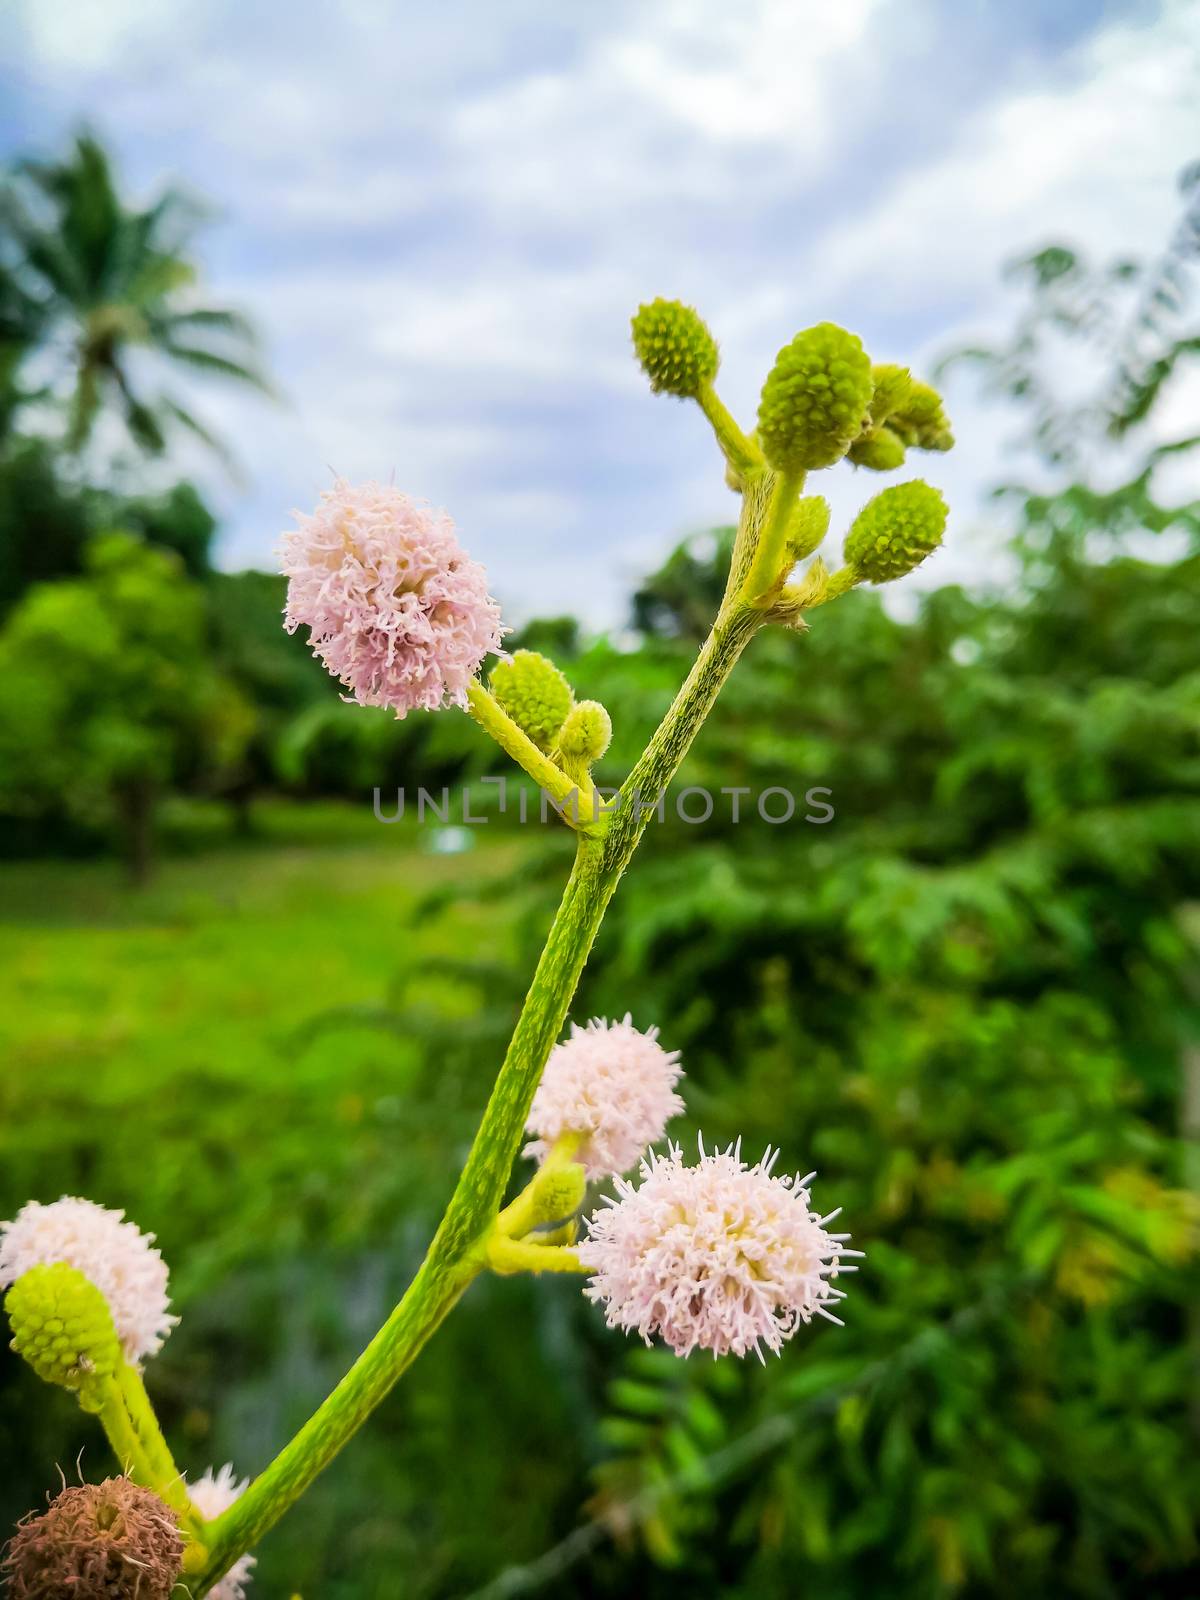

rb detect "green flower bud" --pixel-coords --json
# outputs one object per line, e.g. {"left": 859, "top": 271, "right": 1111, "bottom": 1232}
{"left": 789, "top": 495, "right": 831, "bottom": 560}
{"left": 890, "top": 380, "right": 954, "bottom": 451}
{"left": 557, "top": 700, "right": 612, "bottom": 763}
{"left": 489, "top": 651, "right": 574, "bottom": 751}
{"left": 6, "top": 1263, "right": 122, "bottom": 1412}
{"left": 848, "top": 425, "right": 907, "bottom": 471}
{"left": 867, "top": 363, "right": 913, "bottom": 426}
{"left": 630, "top": 298, "right": 719, "bottom": 398}
{"left": 757, "top": 323, "right": 874, "bottom": 473}
{"left": 844, "top": 480, "right": 948, "bottom": 583}
{"left": 530, "top": 1164, "right": 587, "bottom": 1227}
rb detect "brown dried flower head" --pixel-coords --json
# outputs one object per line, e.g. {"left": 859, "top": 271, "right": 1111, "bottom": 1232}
{"left": 3, "top": 1476, "right": 184, "bottom": 1600}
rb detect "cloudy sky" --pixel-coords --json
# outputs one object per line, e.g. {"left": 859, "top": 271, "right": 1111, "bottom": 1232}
{"left": 1, "top": 0, "right": 1197, "bottom": 626}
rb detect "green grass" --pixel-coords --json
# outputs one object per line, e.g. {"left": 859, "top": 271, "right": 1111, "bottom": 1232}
{"left": 0, "top": 802, "right": 540, "bottom": 1274}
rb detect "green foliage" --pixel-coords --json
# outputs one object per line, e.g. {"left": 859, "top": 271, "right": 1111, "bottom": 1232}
{"left": 0, "top": 437, "right": 92, "bottom": 615}
{"left": 0, "top": 534, "right": 251, "bottom": 873}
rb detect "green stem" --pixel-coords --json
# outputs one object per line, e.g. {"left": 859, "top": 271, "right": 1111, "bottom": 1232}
{"left": 486, "top": 1238, "right": 587, "bottom": 1275}
{"left": 195, "top": 581, "right": 762, "bottom": 1595}
{"left": 115, "top": 1365, "right": 195, "bottom": 1522}
{"left": 696, "top": 382, "right": 763, "bottom": 479}
{"left": 742, "top": 468, "right": 804, "bottom": 605}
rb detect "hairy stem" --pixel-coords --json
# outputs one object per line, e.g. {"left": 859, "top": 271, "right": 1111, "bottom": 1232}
{"left": 195, "top": 509, "right": 765, "bottom": 1593}
{"left": 696, "top": 382, "right": 763, "bottom": 479}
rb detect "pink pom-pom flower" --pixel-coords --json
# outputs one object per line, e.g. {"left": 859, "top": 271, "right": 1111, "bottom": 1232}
{"left": 0, "top": 1196, "right": 176, "bottom": 1366}
{"left": 523, "top": 1015, "right": 684, "bottom": 1179}
{"left": 280, "top": 480, "right": 506, "bottom": 717}
{"left": 188, "top": 1466, "right": 256, "bottom": 1599}
{"left": 579, "top": 1139, "right": 859, "bottom": 1359}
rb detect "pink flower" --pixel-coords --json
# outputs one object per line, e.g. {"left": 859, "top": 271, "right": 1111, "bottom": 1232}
{"left": 579, "top": 1139, "right": 859, "bottom": 1359}
{"left": 280, "top": 480, "right": 506, "bottom": 717}
{"left": 188, "top": 1466, "right": 256, "bottom": 1599}
{"left": 524, "top": 1015, "right": 684, "bottom": 1178}
{"left": 0, "top": 1196, "right": 175, "bottom": 1367}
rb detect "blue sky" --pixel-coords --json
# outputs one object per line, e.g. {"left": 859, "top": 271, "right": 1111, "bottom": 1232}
{"left": 1, "top": 0, "right": 1197, "bottom": 627}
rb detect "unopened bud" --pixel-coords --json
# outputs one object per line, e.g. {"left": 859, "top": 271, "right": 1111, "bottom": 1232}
{"left": 531, "top": 1164, "right": 587, "bottom": 1227}
{"left": 867, "top": 363, "right": 913, "bottom": 426}
{"left": 787, "top": 496, "right": 831, "bottom": 561}
{"left": 558, "top": 700, "right": 612, "bottom": 763}
{"left": 631, "top": 298, "right": 719, "bottom": 399}
{"left": 848, "top": 426, "right": 906, "bottom": 471}
{"left": 890, "top": 379, "right": 954, "bottom": 452}
{"left": 757, "top": 323, "right": 874, "bottom": 473}
{"left": 6, "top": 1263, "right": 122, "bottom": 1412}
{"left": 844, "top": 480, "right": 948, "bottom": 583}
{"left": 490, "top": 651, "right": 574, "bottom": 751}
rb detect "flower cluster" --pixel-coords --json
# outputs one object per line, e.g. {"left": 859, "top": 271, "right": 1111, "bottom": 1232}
{"left": 280, "top": 480, "right": 505, "bottom": 718}
{"left": 580, "top": 1139, "right": 856, "bottom": 1359}
{"left": 524, "top": 1016, "right": 684, "bottom": 1179}
{"left": 0, "top": 1196, "right": 175, "bottom": 1366}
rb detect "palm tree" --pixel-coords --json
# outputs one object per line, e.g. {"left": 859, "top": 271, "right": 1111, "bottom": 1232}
{"left": 0, "top": 132, "right": 270, "bottom": 459}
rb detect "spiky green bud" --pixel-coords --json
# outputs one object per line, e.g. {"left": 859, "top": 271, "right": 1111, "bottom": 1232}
{"left": 848, "top": 425, "right": 907, "bottom": 471}
{"left": 789, "top": 495, "right": 831, "bottom": 560}
{"left": 631, "top": 298, "right": 719, "bottom": 398}
{"left": 890, "top": 379, "right": 954, "bottom": 452}
{"left": 6, "top": 1263, "right": 122, "bottom": 1412}
{"left": 867, "top": 363, "right": 913, "bottom": 426}
{"left": 844, "top": 480, "right": 948, "bottom": 583}
{"left": 757, "top": 323, "right": 874, "bottom": 473}
{"left": 489, "top": 651, "right": 574, "bottom": 751}
{"left": 530, "top": 1164, "right": 587, "bottom": 1227}
{"left": 558, "top": 700, "right": 612, "bottom": 763}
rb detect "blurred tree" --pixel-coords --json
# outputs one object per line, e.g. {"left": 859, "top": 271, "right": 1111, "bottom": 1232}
{"left": 0, "top": 131, "right": 270, "bottom": 459}
{"left": 0, "top": 436, "right": 91, "bottom": 613}
{"left": 0, "top": 532, "right": 251, "bottom": 880}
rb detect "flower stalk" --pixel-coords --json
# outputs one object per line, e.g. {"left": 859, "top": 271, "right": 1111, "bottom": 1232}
{"left": 194, "top": 501, "right": 768, "bottom": 1592}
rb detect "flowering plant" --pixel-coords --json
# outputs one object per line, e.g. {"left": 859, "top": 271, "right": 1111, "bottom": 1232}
{"left": 2, "top": 301, "right": 952, "bottom": 1596}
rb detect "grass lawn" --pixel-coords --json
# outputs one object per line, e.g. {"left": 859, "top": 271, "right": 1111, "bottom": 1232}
{"left": 0, "top": 801, "right": 548, "bottom": 1275}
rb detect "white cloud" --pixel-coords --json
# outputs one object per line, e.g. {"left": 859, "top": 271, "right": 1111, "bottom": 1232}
{"left": 3, "top": 0, "right": 1193, "bottom": 626}
{"left": 810, "top": 0, "right": 1200, "bottom": 310}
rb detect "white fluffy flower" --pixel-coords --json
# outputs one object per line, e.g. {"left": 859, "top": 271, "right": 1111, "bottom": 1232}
{"left": 579, "top": 1139, "right": 859, "bottom": 1359}
{"left": 523, "top": 1015, "right": 684, "bottom": 1179}
{"left": 189, "top": 1465, "right": 256, "bottom": 1600}
{"left": 0, "top": 1197, "right": 175, "bottom": 1366}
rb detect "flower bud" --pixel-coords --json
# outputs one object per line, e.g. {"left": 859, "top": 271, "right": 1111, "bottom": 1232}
{"left": 0, "top": 1197, "right": 175, "bottom": 1366}
{"left": 843, "top": 480, "right": 948, "bottom": 583}
{"left": 2, "top": 1477, "right": 184, "bottom": 1600}
{"left": 889, "top": 379, "right": 954, "bottom": 451}
{"left": 630, "top": 298, "right": 719, "bottom": 398}
{"left": 530, "top": 1164, "right": 588, "bottom": 1227}
{"left": 757, "top": 323, "right": 873, "bottom": 473}
{"left": 557, "top": 700, "right": 611, "bottom": 763}
{"left": 6, "top": 1263, "right": 122, "bottom": 1412}
{"left": 866, "top": 363, "right": 912, "bottom": 426}
{"left": 489, "top": 650, "right": 574, "bottom": 751}
{"left": 788, "top": 495, "right": 831, "bottom": 560}
{"left": 848, "top": 425, "right": 906, "bottom": 471}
